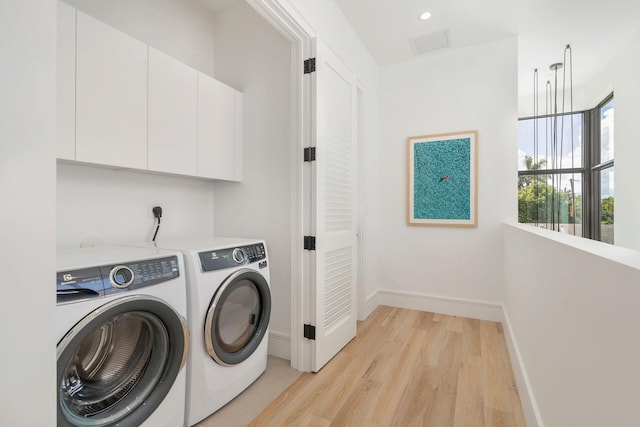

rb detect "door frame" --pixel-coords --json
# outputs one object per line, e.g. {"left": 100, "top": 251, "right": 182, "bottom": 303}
{"left": 248, "top": 0, "right": 366, "bottom": 371}
{"left": 356, "top": 81, "right": 367, "bottom": 321}
{"left": 247, "top": 0, "right": 312, "bottom": 371}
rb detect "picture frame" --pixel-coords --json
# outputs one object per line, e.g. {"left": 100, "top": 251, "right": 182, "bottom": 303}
{"left": 407, "top": 130, "right": 478, "bottom": 227}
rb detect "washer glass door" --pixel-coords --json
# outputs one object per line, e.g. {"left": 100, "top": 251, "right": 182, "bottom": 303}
{"left": 57, "top": 295, "right": 188, "bottom": 427}
{"left": 205, "top": 269, "right": 271, "bottom": 365}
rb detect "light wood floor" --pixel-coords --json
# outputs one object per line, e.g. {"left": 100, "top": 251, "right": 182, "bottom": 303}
{"left": 250, "top": 306, "right": 526, "bottom": 426}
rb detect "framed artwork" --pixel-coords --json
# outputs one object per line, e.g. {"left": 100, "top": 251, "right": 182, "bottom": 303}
{"left": 407, "top": 130, "right": 478, "bottom": 226}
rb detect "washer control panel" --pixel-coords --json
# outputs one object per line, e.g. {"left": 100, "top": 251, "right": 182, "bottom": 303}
{"left": 110, "top": 265, "right": 135, "bottom": 288}
{"left": 199, "top": 243, "right": 266, "bottom": 272}
{"left": 57, "top": 255, "right": 180, "bottom": 304}
{"left": 103, "top": 256, "right": 180, "bottom": 295}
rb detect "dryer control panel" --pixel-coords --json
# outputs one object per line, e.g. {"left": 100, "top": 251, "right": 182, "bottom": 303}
{"left": 57, "top": 255, "right": 180, "bottom": 304}
{"left": 199, "top": 243, "right": 266, "bottom": 272}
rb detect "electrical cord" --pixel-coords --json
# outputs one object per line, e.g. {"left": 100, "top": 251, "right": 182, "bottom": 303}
{"left": 152, "top": 206, "right": 162, "bottom": 242}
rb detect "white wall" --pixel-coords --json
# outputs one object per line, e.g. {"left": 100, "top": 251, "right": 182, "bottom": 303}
{"left": 508, "top": 30, "right": 640, "bottom": 425}
{"left": 0, "top": 1, "right": 56, "bottom": 425}
{"left": 375, "top": 38, "right": 518, "bottom": 308}
{"left": 63, "top": 0, "right": 216, "bottom": 75}
{"left": 504, "top": 223, "right": 640, "bottom": 427}
{"left": 57, "top": 164, "right": 214, "bottom": 248}
{"left": 209, "top": 3, "right": 293, "bottom": 355}
{"left": 56, "top": 0, "right": 217, "bottom": 248}
{"left": 584, "top": 28, "right": 640, "bottom": 251}
{"left": 518, "top": 85, "right": 590, "bottom": 118}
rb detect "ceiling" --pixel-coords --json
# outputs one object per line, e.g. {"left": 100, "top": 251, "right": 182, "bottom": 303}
{"left": 199, "top": 0, "right": 640, "bottom": 98}
{"left": 333, "top": 0, "right": 640, "bottom": 97}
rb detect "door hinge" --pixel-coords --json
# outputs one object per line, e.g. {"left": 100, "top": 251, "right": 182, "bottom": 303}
{"left": 303, "top": 147, "right": 316, "bottom": 162}
{"left": 304, "top": 57, "right": 316, "bottom": 74}
{"left": 304, "top": 324, "right": 316, "bottom": 340}
{"left": 303, "top": 236, "right": 316, "bottom": 250}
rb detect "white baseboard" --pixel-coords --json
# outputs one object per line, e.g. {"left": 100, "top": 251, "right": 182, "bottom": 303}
{"left": 368, "top": 289, "right": 503, "bottom": 322}
{"left": 501, "top": 309, "right": 543, "bottom": 427}
{"left": 267, "top": 331, "right": 290, "bottom": 360}
{"left": 365, "top": 290, "right": 381, "bottom": 318}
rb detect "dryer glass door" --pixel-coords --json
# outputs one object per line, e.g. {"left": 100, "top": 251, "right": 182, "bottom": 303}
{"left": 205, "top": 269, "right": 271, "bottom": 365}
{"left": 57, "top": 295, "right": 188, "bottom": 427}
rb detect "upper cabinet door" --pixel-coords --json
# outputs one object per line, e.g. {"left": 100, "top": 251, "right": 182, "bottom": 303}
{"left": 197, "top": 73, "right": 242, "bottom": 181}
{"left": 75, "top": 11, "right": 148, "bottom": 169}
{"left": 148, "top": 47, "right": 198, "bottom": 175}
{"left": 56, "top": 1, "right": 76, "bottom": 161}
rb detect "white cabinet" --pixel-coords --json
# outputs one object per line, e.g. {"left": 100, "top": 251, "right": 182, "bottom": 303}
{"left": 148, "top": 48, "right": 198, "bottom": 175}
{"left": 56, "top": 1, "right": 76, "bottom": 160}
{"left": 75, "top": 11, "right": 148, "bottom": 169}
{"left": 57, "top": 6, "right": 242, "bottom": 180}
{"left": 197, "top": 73, "right": 243, "bottom": 181}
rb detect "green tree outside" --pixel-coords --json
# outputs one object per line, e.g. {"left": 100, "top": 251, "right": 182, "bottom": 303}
{"left": 518, "top": 155, "right": 582, "bottom": 225}
{"left": 601, "top": 196, "right": 614, "bottom": 224}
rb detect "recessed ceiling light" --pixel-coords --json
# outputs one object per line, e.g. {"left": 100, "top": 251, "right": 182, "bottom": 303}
{"left": 419, "top": 11, "right": 432, "bottom": 21}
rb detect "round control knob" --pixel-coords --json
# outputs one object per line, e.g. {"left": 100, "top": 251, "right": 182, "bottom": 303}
{"left": 110, "top": 266, "right": 134, "bottom": 288}
{"left": 232, "top": 248, "right": 247, "bottom": 264}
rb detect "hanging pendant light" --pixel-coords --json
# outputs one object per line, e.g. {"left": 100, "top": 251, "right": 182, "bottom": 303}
{"left": 533, "top": 68, "right": 539, "bottom": 227}
{"left": 532, "top": 44, "right": 574, "bottom": 234}
{"left": 551, "top": 61, "right": 562, "bottom": 231}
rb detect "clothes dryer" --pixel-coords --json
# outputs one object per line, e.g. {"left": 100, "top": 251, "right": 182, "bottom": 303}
{"left": 56, "top": 246, "right": 189, "bottom": 427}
{"left": 153, "top": 237, "right": 271, "bottom": 426}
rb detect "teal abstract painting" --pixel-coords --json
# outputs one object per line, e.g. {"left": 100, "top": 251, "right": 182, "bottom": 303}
{"left": 408, "top": 131, "right": 477, "bottom": 226}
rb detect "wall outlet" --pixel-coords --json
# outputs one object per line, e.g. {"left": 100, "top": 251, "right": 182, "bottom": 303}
{"left": 147, "top": 203, "right": 163, "bottom": 219}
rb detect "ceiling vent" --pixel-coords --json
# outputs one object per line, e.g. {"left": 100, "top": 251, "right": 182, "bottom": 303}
{"left": 410, "top": 30, "right": 450, "bottom": 55}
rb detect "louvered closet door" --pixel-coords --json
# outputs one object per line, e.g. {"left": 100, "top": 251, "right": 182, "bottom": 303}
{"left": 310, "top": 39, "right": 357, "bottom": 372}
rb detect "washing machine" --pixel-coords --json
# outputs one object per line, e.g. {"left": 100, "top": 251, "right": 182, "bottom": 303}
{"left": 56, "top": 246, "right": 190, "bottom": 427}
{"left": 153, "top": 237, "right": 271, "bottom": 426}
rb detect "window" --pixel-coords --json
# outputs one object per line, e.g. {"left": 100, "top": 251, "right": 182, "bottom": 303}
{"left": 518, "top": 112, "right": 584, "bottom": 235}
{"left": 517, "top": 94, "right": 614, "bottom": 243}
{"left": 593, "top": 96, "right": 615, "bottom": 243}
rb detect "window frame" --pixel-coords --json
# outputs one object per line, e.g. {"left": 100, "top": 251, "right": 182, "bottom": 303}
{"left": 517, "top": 110, "right": 587, "bottom": 234}
{"left": 590, "top": 93, "right": 615, "bottom": 242}
{"left": 517, "top": 93, "right": 614, "bottom": 243}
